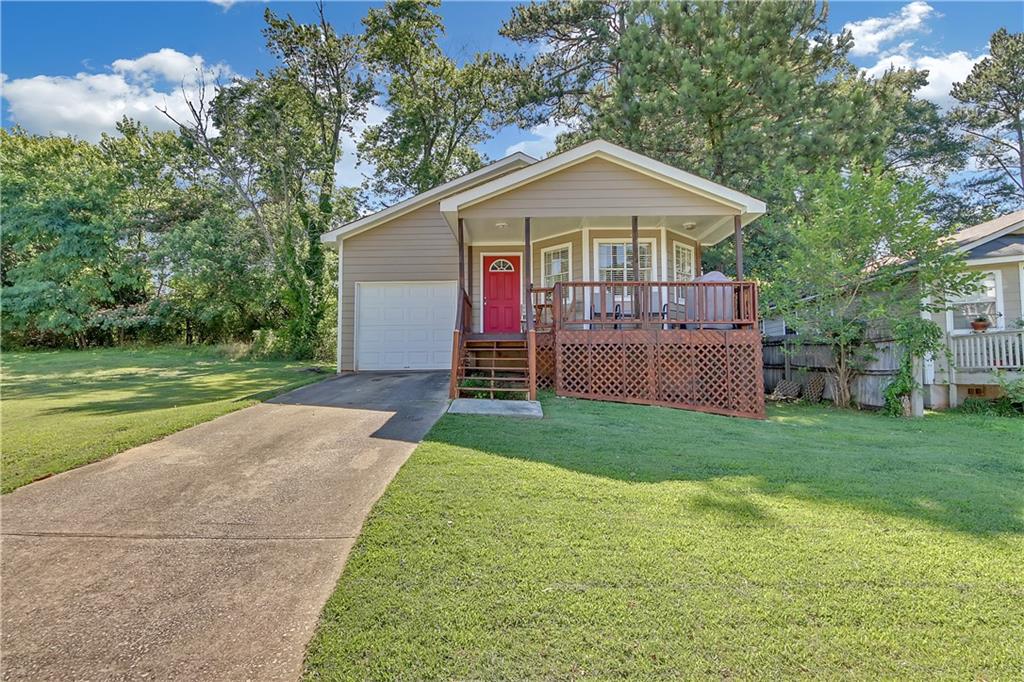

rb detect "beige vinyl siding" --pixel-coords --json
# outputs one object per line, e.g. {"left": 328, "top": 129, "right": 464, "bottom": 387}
{"left": 459, "top": 157, "right": 735, "bottom": 219}
{"left": 470, "top": 245, "right": 524, "bottom": 333}
{"left": 988, "top": 261, "right": 1023, "bottom": 324}
{"left": 667, "top": 228, "right": 703, "bottom": 276}
{"left": 340, "top": 203, "right": 458, "bottom": 370}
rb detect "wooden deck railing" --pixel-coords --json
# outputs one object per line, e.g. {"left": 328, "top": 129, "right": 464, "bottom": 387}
{"left": 530, "top": 286, "right": 555, "bottom": 331}
{"left": 448, "top": 287, "right": 472, "bottom": 399}
{"left": 550, "top": 280, "right": 758, "bottom": 331}
{"left": 950, "top": 329, "right": 1024, "bottom": 371}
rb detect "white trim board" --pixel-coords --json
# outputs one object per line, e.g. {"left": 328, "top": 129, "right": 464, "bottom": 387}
{"left": 336, "top": 241, "right": 344, "bottom": 372}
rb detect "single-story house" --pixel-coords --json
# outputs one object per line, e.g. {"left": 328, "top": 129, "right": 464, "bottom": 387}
{"left": 924, "top": 209, "right": 1024, "bottom": 408}
{"left": 321, "top": 140, "right": 768, "bottom": 418}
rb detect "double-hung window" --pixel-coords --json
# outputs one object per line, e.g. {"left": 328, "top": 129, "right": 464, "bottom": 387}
{"left": 542, "top": 245, "right": 571, "bottom": 287}
{"left": 948, "top": 270, "right": 1002, "bottom": 332}
{"left": 673, "top": 242, "right": 696, "bottom": 282}
{"left": 597, "top": 241, "right": 653, "bottom": 282}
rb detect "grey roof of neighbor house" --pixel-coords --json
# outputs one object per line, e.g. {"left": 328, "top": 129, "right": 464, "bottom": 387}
{"left": 953, "top": 209, "right": 1024, "bottom": 254}
{"left": 967, "top": 234, "right": 1024, "bottom": 259}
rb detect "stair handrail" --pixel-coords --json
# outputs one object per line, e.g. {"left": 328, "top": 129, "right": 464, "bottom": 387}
{"left": 449, "top": 286, "right": 472, "bottom": 399}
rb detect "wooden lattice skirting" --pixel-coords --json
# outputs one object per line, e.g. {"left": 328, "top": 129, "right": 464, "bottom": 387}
{"left": 536, "top": 331, "right": 556, "bottom": 390}
{"left": 553, "top": 328, "right": 765, "bottom": 419}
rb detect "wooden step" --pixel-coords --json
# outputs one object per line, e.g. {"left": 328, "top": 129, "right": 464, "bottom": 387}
{"left": 465, "top": 338, "right": 527, "bottom": 345}
{"left": 458, "top": 386, "right": 529, "bottom": 394}
{"left": 461, "top": 374, "right": 529, "bottom": 382}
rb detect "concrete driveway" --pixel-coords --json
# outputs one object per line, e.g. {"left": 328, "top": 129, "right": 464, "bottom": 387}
{"left": 1, "top": 371, "right": 449, "bottom": 681}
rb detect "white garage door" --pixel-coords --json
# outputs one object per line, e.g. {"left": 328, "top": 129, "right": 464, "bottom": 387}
{"left": 355, "top": 281, "right": 457, "bottom": 370}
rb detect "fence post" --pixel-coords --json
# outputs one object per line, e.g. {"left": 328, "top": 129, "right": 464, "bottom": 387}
{"left": 911, "top": 356, "right": 924, "bottom": 417}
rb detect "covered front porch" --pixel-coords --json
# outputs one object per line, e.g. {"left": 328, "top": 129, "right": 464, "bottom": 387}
{"left": 442, "top": 141, "right": 766, "bottom": 418}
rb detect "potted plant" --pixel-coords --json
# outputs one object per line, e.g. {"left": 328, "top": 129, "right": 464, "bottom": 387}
{"left": 970, "top": 315, "right": 991, "bottom": 332}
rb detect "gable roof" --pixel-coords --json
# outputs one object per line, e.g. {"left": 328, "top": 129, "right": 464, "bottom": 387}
{"left": 952, "top": 209, "right": 1024, "bottom": 255}
{"left": 438, "top": 139, "right": 767, "bottom": 227}
{"left": 320, "top": 151, "right": 537, "bottom": 247}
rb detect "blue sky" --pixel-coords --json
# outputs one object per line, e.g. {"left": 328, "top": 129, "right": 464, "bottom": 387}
{"left": 2, "top": 1, "right": 1021, "bottom": 186}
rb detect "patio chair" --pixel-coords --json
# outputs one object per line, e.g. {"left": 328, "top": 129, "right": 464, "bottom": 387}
{"left": 649, "top": 287, "right": 669, "bottom": 329}
{"left": 683, "top": 271, "right": 735, "bottom": 330}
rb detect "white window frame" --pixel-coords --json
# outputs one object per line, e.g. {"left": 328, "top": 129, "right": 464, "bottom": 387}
{"left": 945, "top": 269, "right": 1005, "bottom": 335}
{"left": 672, "top": 241, "right": 696, "bottom": 282}
{"left": 488, "top": 258, "right": 516, "bottom": 272}
{"left": 540, "top": 242, "right": 573, "bottom": 288}
{"left": 592, "top": 238, "right": 658, "bottom": 290}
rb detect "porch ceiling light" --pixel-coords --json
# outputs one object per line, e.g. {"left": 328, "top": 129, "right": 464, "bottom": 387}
{"left": 495, "top": 222, "right": 508, "bottom": 230}
{"left": 683, "top": 222, "right": 697, "bottom": 231}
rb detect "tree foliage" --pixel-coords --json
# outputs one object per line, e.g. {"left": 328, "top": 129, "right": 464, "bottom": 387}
{"left": 1, "top": 129, "right": 148, "bottom": 347}
{"left": 764, "top": 168, "right": 980, "bottom": 407}
{"left": 163, "top": 3, "right": 371, "bottom": 357}
{"left": 951, "top": 28, "right": 1024, "bottom": 209}
{"left": 359, "top": 0, "right": 521, "bottom": 202}
{"left": 502, "top": 0, "right": 1003, "bottom": 274}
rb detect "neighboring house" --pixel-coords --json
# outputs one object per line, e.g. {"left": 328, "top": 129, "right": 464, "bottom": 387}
{"left": 321, "top": 140, "right": 768, "bottom": 418}
{"left": 925, "top": 210, "right": 1024, "bottom": 408}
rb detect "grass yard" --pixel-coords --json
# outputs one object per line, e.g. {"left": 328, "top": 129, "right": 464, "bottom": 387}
{"left": 1, "top": 347, "right": 328, "bottom": 493}
{"left": 306, "top": 396, "right": 1024, "bottom": 679}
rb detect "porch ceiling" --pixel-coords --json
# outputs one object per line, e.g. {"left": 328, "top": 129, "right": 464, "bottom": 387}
{"left": 462, "top": 214, "right": 735, "bottom": 246}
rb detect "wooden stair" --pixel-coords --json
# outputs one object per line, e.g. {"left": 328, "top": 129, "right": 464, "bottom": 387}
{"left": 456, "top": 338, "right": 530, "bottom": 400}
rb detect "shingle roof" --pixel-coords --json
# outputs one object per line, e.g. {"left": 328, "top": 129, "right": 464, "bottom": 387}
{"left": 952, "top": 209, "right": 1024, "bottom": 250}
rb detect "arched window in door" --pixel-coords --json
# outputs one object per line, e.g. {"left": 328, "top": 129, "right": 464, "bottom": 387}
{"left": 488, "top": 258, "right": 516, "bottom": 272}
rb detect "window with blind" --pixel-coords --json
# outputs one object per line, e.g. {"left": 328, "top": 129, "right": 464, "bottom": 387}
{"left": 542, "top": 245, "right": 571, "bottom": 287}
{"left": 673, "top": 242, "right": 695, "bottom": 282}
{"left": 597, "top": 242, "right": 653, "bottom": 282}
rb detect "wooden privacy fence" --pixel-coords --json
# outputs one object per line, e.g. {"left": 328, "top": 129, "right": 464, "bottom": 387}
{"left": 763, "top": 336, "right": 901, "bottom": 408}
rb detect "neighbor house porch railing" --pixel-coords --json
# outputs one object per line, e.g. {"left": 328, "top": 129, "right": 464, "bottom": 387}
{"left": 950, "top": 329, "right": 1024, "bottom": 371}
{"left": 548, "top": 280, "right": 758, "bottom": 331}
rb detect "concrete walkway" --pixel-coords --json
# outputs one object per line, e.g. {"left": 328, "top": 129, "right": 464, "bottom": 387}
{"left": 1, "top": 372, "right": 449, "bottom": 681}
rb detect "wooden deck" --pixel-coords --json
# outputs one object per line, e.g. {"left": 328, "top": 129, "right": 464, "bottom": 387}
{"left": 453, "top": 280, "right": 765, "bottom": 419}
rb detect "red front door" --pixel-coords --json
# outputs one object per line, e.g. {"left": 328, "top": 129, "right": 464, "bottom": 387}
{"left": 483, "top": 255, "right": 521, "bottom": 333}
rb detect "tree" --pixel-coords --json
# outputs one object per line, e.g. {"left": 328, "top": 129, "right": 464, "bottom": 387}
{"left": 359, "top": 0, "right": 521, "bottom": 202}
{"left": 764, "top": 168, "right": 980, "bottom": 408}
{"left": 503, "top": 1, "right": 977, "bottom": 277}
{"left": 164, "top": 3, "right": 371, "bottom": 357}
{"left": 951, "top": 28, "right": 1024, "bottom": 208}
{"left": 500, "top": 0, "right": 632, "bottom": 126}
{"left": 0, "top": 129, "right": 149, "bottom": 347}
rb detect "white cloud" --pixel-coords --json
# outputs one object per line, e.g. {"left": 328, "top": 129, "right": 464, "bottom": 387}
{"left": 209, "top": 0, "right": 238, "bottom": 9}
{"left": 1, "top": 49, "right": 231, "bottom": 142}
{"left": 845, "top": 1, "right": 935, "bottom": 57}
{"left": 111, "top": 48, "right": 219, "bottom": 86}
{"left": 505, "top": 120, "right": 571, "bottom": 158}
{"left": 864, "top": 50, "right": 986, "bottom": 108}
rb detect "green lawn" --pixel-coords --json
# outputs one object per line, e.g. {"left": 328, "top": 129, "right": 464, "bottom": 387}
{"left": 1, "top": 347, "right": 328, "bottom": 493}
{"left": 306, "top": 397, "right": 1024, "bottom": 680}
